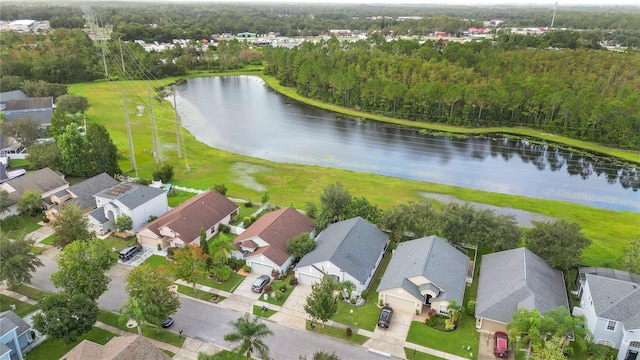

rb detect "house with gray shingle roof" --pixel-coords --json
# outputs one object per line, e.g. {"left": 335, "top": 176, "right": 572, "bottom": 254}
{"left": 573, "top": 271, "right": 640, "bottom": 360}
{"left": 294, "top": 217, "right": 389, "bottom": 295}
{"left": 377, "top": 235, "right": 469, "bottom": 315}
{"left": 233, "top": 206, "right": 316, "bottom": 276}
{"left": 475, "top": 247, "right": 569, "bottom": 333}
{"left": 136, "top": 190, "right": 239, "bottom": 249}
{"left": 45, "top": 173, "right": 120, "bottom": 221}
{"left": 0, "top": 167, "right": 68, "bottom": 219}
{"left": 0, "top": 310, "right": 34, "bottom": 360}
{"left": 88, "top": 182, "right": 168, "bottom": 233}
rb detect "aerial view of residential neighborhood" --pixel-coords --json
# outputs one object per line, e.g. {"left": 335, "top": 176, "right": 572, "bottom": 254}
{"left": 1, "top": 1, "right": 639, "bottom": 359}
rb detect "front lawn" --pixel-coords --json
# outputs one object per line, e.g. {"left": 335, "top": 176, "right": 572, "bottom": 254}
{"left": 102, "top": 235, "right": 138, "bottom": 251}
{"left": 407, "top": 319, "right": 477, "bottom": 359}
{"left": 146, "top": 254, "right": 173, "bottom": 269}
{"left": 305, "top": 320, "right": 369, "bottom": 345}
{"left": 261, "top": 276, "right": 296, "bottom": 306}
{"left": 97, "top": 310, "right": 185, "bottom": 348}
{"left": 333, "top": 249, "right": 393, "bottom": 332}
{"left": 9, "top": 285, "right": 49, "bottom": 301}
{"left": 30, "top": 246, "right": 46, "bottom": 255}
{"left": 196, "top": 272, "right": 245, "bottom": 293}
{"left": 404, "top": 348, "right": 445, "bottom": 360}
{"left": 26, "top": 327, "right": 117, "bottom": 360}
{"left": 176, "top": 284, "right": 225, "bottom": 303}
{"left": 252, "top": 305, "right": 276, "bottom": 318}
{"left": 0, "top": 294, "right": 38, "bottom": 317}
{"left": 39, "top": 234, "right": 54, "bottom": 245}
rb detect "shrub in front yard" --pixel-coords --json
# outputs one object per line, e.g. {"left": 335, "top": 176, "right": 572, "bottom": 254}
{"left": 425, "top": 314, "right": 453, "bottom": 331}
{"left": 466, "top": 300, "right": 476, "bottom": 315}
{"left": 346, "top": 327, "right": 352, "bottom": 337}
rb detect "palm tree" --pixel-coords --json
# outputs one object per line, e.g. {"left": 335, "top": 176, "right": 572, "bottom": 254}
{"left": 507, "top": 308, "right": 544, "bottom": 359}
{"left": 210, "top": 233, "right": 236, "bottom": 264}
{"left": 446, "top": 299, "right": 464, "bottom": 323}
{"left": 223, "top": 313, "right": 273, "bottom": 359}
{"left": 119, "top": 297, "right": 146, "bottom": 335}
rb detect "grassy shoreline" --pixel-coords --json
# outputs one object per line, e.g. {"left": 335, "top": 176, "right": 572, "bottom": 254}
{"left": 68, "top": 72, "right": 639, "bottom": 268}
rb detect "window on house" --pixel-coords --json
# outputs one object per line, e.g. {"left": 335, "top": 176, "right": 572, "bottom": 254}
{"left": 439, "top": 304, "right": 448, "bottom": 315}
{"left": 629, "top": 341, "right": 640, "bottom": 349}
{"left": 606, "top": 320, "right": 616, "bottom": 331}
{"left": 597, "top": 339, "right": 615, "bottom": 348}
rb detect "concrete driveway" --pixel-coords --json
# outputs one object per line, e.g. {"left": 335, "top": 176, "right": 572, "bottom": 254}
{"left": 269, "top": 284, "right": 312, "bottom": 329}
{"left": 364, "top": 307, "right": 413, "bottom": 358}
{"left": 118, "top": 245, "right": 156, "bottom": 267}
{"left": 218, "top": 272, "right": 261, "bottom": 313}
{"left": 478, "top": 331, "right": 515, "bottom": 360}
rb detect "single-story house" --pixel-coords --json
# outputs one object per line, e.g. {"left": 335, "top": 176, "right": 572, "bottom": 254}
{"left": 377, "top": 235, "right": 469, "bottom": 315}
{"left": 60, "top": 334, "right": 170, "bottom": 360}
{"left": 137, "top": 190, "right": 239, "bottom": 249}
{"left": 233, "top": 206, "right": 316, "bottom": 276}
{"left": 0, "top": 310, "right": 34, "bottom": 360}
{"left": 294, "top": 217, "right": 389, "bottom": 295}
{"left": 88, "top": 182, "right": 168, "bottom": 233}
{"left": 0, "top": 167, "right": 68, "bottom": 219}
{"left": 475, "top": 247, "right": 569, "bottom": 333}
{"left": 572, "top": 270, "right": 640, "bottom": 360}
{"left": 45, "top": 173, "right": 119, "bottom": 221}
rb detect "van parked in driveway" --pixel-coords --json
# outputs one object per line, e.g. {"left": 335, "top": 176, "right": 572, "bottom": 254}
{"left": 119, "top": 243, "right": 142, "bottom": 261}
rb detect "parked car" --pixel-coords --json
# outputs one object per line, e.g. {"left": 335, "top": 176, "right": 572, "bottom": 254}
{"left": 377, "top": 306, "right": 393, "bottom": 328}
{"left": 119, "top": 243, "right": 142, "bottom": 261}
{"left": 494, "top": 331, "right": 509, "bottom": 358}
{"left": 251, "top": 275, "right": 271, "bottom": 293}
{"left": 161, "top": 317, "right": 174, "bottom": 328}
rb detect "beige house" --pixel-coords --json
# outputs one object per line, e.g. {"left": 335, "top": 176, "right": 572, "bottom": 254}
{"left": 60, "top": 334, "right": 170, "bottom": 360}
{"left": 377, "top": 235, "right": 469, "bottom": 315}
{"left": 137, "top": 190, "right": 239, "bottom": 249}
{"left": 0, "top": 167, "right": 68, "bottom": 219}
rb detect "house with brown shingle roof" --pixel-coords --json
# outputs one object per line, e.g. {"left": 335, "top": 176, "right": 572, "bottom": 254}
{"left": 233, "top": 207, "right": 316, "bottom": 275}
{"left": 0, "top": 167, "right": 68, "bottom": 219}
{"left": 59, "top": 334, "right": 170, "bottom": 360}
{"left": 136, "top": 190, "right": 239, "bottom": 249}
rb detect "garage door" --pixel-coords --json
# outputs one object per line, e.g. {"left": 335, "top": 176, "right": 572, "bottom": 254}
{"left": 383, "top": 294, "right": 417, "bottom": 314}
{"left": 297, "top": 272, "right": 322, "bottom": 286}
{"left": 249, "top": 262, "right": 275, "bottom": 276}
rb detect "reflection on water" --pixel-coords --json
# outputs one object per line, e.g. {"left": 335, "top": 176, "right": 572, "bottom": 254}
{"left": 175, "top": 76, "right": 639, "bottom": 212}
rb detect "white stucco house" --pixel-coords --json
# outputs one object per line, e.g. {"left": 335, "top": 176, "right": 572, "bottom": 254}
{"left": 88, "top": 182, "right": 169, "bottom": 233}
{"left": 0, "top": 310, "right": 34, "bottom": 360}
{"left": 294, "top": 217, "right": 389, "bottom": 295}
{"left": 573, "top": 270, "right": 640, "bottom": 360}
{"left": 233, "top": 206, "right": 316, "bottom": 276}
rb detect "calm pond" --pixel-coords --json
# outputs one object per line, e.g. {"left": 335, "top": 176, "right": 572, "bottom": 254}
{"left": 175, "top": 76, "right": 639, "bottom": 212}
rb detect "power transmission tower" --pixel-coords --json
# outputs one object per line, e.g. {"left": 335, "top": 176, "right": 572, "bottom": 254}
{"left": 551, "top": 2, "right": 558, "bottom": 29}
{"left": 148, "top": 88, "right": 160, "bottom": 166}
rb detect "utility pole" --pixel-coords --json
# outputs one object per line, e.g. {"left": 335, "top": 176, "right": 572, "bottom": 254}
{"left": 148, "top": 88, "right": 160, "bottom": 166}
{"left": 123, "top": 92, "right": 138, "bottom": 177}
{"left": 173, "top": 86, "right": 182, "bottom": 160}
{"left": 100, "top": 42, "right": 109, "bottom": 78}
{"left": 551, "top": 2, "right": 558, "bottom": 29}
{"left": 118, "top": 38, "right": 126, "bottom": 74}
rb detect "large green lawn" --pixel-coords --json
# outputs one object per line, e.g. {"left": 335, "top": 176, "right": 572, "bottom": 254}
{"left": 26, "top": 327, "right": 117, "bottom": 360}
{"left": 97, "top": 310, "right": 185, "bottom": 348}
{"left": 68, "top": 77, "right": 640, "bottom": 268}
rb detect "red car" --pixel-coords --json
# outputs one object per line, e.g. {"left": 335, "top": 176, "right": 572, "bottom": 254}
{"left": 494, "top": 332, "right": 509, "bottom": 358}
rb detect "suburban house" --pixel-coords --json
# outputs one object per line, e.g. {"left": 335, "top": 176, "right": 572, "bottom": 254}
{"left": 575, "top": 266, "right": 640, "bottom": 298}
{"left": 88, "top": 182, "right": 168, "bottom": 233}
{"left": 137, "top": 190, "right": 239, "bottom": 249}
{"left": 377, "top": 235, "right": 469, "bottom": 315}
{"left": 572, "top": 270, "right": 640, "bottom": 360}
{"left": 45, "top": 173, "right": 119, "bottom": 221}
{"left": 233, "top": 206, "right": 316, "bottom": 276}
{"left": 0, "top": 95, "right": 54, "bottom": 129}
{"left": 0, "top": 167, "right": 68, "bottom": 219}
{"left": 0, "top": 310, "right": 34, "bottom": 360}
{"left": 294, "top": 217, "right": 389, "bottom": 295}
{"left": 475, "top": 247, "right": 569, "bottom": 333}
{"left": 60, "top": 334, "right": 170, "bottom": 360}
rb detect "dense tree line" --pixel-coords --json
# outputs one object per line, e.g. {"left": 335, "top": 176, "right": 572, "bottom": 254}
{"left": 264, "top": 36, "right": 640, "bottom": 149}
{"left": 0, "top": 29, "right": 102, "bottom": 83}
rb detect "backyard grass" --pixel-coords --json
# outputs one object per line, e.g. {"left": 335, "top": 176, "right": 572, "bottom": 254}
{"left": 25, "top": 327, "right": 117, "bottom": 360}
{"left": 39, "top": 234, "right": 54, "bottom": 245}
{"left": 30, "top": 246, "right": 46, "bottom": 255}
{"left": 69, "top": 78, "right": 639, "bottom": 268}
{"left": 333, "top": 249, "right": 393, "bottom": 332}
{"left": 252, "top": 304, "right": 277, "bottom": 318}
{"left": 0, "top": 294, "right": 38, "bottom": 317}
{"left": 168, "top": 189, "right": 197, "bottom": 207}
{"left": 9, "top": 285, "right": 49, "bottom": 301}
{"left": 404, "top": 348, "right": 445, "bottom": 360}
{"left": 97, "top": 310, "right": 185, "bottom": 348}
{"left": 305, "top": 320, "right": 369, "bottom": 345}
{"left": 233, "top": 204, "right": 261, "bottom": 225}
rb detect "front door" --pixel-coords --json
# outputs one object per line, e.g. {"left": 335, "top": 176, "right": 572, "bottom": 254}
{"left": 626, "top": 350, "right": 639, "bottom": 360}
{"left": 424, "top": 294, "right": 432, "bottom": 305}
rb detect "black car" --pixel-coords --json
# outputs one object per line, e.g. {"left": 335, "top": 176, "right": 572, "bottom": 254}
{"left": 161, "top": 317, "right": 174, "bottom": 328}
{"left": 251, "top": 275, "right": 271, "bottom": 293}
{"left": 378, "top": 306, "right": 393, "bottom": 328}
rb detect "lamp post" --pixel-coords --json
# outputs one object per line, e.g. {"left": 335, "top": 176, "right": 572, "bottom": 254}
{"left": 350, "top": 309, "right": 354, "bottom": 326}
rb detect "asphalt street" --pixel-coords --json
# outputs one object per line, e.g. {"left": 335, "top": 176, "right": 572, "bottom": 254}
{"left": 29, "top": 255, "right": 388, "bottom": 360}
